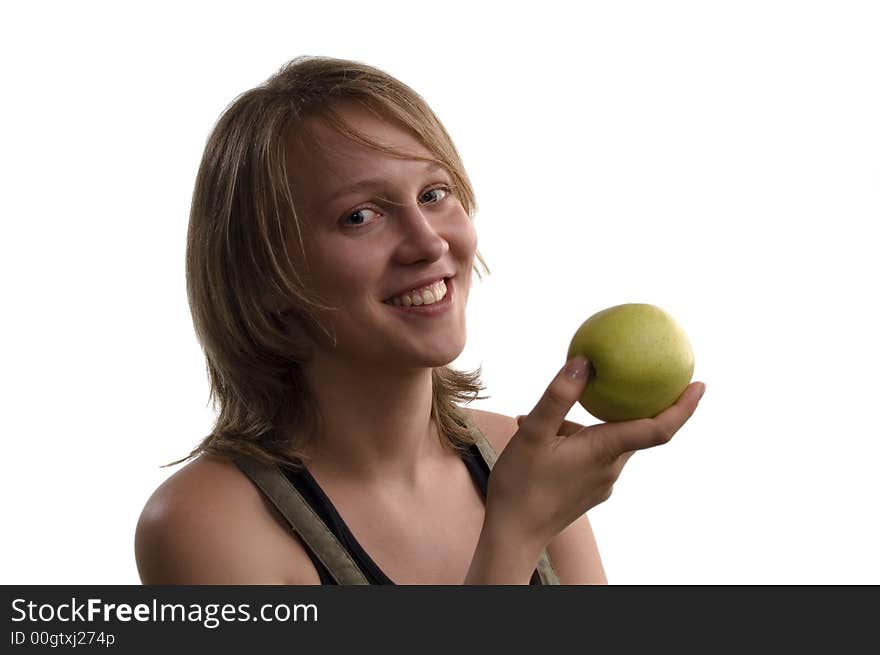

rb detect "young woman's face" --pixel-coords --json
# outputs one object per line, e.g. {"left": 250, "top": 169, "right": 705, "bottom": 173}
{"left": 286, "top": 102, "right": 477, "bottom": 371}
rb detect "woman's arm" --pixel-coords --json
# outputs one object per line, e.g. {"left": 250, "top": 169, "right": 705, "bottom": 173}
{"left": 466, "top": 409, "right": 608, "bottom": 584}
{"left": 466, "top": 358, "right": 703, "bottom": 586}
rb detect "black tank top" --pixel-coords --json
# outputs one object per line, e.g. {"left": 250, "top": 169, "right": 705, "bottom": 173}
{"left": 283, "top": 443, "right": 544, "bottom": 585}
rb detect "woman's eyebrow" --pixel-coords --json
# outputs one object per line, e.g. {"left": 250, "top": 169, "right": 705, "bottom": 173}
{"left": 321, "top": 162, "right": 448, "bottom": 205}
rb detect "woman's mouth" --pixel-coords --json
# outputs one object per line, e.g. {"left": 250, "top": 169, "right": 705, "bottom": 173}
{"left": 383, "top": 278, "right": 448, "bottom": 307}
{"left": 382, "top": 277, "right": 453, "bottom": 316}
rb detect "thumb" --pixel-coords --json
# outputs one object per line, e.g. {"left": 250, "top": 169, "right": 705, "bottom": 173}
{"left": 518, "top": 356, "right": 590, "bottom": 441}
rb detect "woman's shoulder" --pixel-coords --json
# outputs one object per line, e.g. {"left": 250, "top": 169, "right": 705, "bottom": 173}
{"left": 461, "top": 407, "right": 519, "bottom": 454}
{"left": 134, "top": 453, "right": 321, "bottom": 585}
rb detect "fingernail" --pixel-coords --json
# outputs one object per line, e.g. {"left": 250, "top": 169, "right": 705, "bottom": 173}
{"left": 564, "top": 356, "right": 587, "bottom": 380}
{"left": 698, "top": 383, "right": 707, "bottom": 400}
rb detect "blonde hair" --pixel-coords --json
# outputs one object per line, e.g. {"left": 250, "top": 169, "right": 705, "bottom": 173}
{"left": 176, "top": 56, "right": 490, "bottom": 469}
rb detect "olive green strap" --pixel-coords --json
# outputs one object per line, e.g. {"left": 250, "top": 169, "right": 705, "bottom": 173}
{"left": 234, "top": 456, "right": 369, "bottom": 585}
{"left": 459, "top": 411, "right": 562, "bottom": 586}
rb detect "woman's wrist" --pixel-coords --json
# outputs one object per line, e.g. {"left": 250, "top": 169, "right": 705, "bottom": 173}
{"left": 464, "top": 512, "right": 546, "bottom": 585}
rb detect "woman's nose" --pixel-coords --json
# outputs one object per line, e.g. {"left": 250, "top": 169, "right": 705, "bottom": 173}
{"left": 392, "top": 204, "right": 449, "bottom": 263}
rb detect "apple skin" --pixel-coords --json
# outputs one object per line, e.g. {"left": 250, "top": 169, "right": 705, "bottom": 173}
{"left": 566, "top": 303, "right": 694, "bottom": 422}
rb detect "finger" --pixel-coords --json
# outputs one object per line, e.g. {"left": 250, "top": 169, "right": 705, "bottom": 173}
{"left": 518, "top": 356, "right": 590, "bottom": 442}
{"left": 516, "top": 415, "right": 586, "bottom": 437}
{"left": 597, "top": 381, "right": 706, "bottom": 457}
{"left": 650, "top": 381, "right": 706, "bottom": 441}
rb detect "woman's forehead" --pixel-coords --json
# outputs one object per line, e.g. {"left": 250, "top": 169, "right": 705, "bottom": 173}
{"left": 291, "top": 104, "right": 432, "bottom": 167}
{"left": 286, "top": 105, "right": 438, "bottom": 205}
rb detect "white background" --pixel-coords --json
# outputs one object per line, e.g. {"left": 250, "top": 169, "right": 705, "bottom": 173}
{"left": 2, "top": 1, "right": 878, "bottom": 584}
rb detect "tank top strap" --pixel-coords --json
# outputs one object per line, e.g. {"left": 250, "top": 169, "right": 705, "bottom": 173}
{"left": 453, "top": 408, "right": 562, "bottom": 586}
{"left": 234, "top": 455, "right": 370, "bottom": 585}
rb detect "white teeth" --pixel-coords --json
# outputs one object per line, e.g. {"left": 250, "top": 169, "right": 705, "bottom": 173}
{"left": 386, "top": 279, "right": 447, "bottom": 307}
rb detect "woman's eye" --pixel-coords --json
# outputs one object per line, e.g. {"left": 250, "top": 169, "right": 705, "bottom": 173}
{"left": 341, "top": 186, "right": 451, "bottom": 229}
{"left": 342, "top": 207, "right": 380, "bottom": 227}
{"left": 420, "top": 186, "right": 450, "bottom": 204}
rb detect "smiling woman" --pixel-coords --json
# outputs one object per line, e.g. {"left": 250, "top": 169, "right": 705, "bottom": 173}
{"left": 177, "top": 56, "right": 490, "bottom": 474}
{"left": 135, "top": 55, "right": 700, "bottom": 586}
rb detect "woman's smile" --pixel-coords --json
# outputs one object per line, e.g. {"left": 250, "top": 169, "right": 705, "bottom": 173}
{"left": 382, "top": 276, "right": 454, "bottom": 317}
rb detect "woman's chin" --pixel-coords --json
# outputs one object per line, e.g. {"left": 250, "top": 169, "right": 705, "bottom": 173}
{"left": 396, "top": 341, "right": 467, "bottom": 370}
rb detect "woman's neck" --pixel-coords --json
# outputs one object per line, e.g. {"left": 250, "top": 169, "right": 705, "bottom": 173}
{"left": 295, "top": 356, "right": 447, "bottom": 488}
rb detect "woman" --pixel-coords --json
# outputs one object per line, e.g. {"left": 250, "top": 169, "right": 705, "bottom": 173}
{"left": 135, "top": 56, "right": 705, "bottom": 585}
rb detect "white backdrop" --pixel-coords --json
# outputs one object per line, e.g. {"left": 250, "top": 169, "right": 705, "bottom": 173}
{"left": 2, "top": 0, "right": 878, "bottom": 584}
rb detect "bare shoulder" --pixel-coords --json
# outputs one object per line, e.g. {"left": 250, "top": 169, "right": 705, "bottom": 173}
{"left": 462, "top": 407, "right": 519, "bottom": 455}
{"left": 134, "top": 454, "right": 320, "bottom": 585}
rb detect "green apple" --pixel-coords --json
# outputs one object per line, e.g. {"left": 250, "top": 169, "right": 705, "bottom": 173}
{"left": 566, "top": 303, "right": 694, "bottom": 422}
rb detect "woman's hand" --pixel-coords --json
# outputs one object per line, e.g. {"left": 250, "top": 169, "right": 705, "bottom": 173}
{"left": 483, "top": 356, "right": 706, "bottom": 553}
